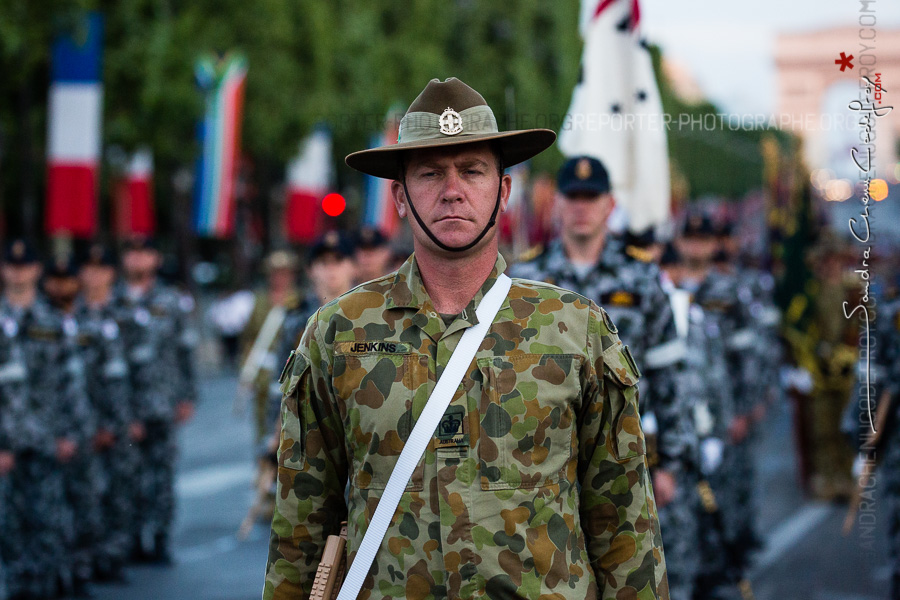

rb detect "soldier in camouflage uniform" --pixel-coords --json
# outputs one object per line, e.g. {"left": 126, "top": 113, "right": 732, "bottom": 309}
{"left": 43, "top": 256, "right": 102, "bottom": 595}
{"left": 265, "top": 232, "right": 357, "bottom": 446}
{"left": 76, "top": 244, "right": 135, "bottom": 580}
{"left": 264, "top": 77, "right": 668, "bottom": 600}
{"left": 116, "top": 237, "right": 198, "bottom": 563}
{"left": 240, "top": 250, "right": 301, "bottom": 444}
{"left": 511, "top": 157, "right": 693, "bottom": 600}
{"left": 0, "top": 239, "right": 91, "bottom": 599}
{"left": 676, "top": 216, "right": 760, "bottom": 586}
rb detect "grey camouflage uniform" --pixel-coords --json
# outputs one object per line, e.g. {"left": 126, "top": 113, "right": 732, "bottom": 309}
{"left": 75, "top": 298, "right": 136, "bottom": 572}
{"left": 0, "top": 297, "right": 91, "bottom": 597}
{"left": 116, "top": 283, "right": 198, "bottom": 552}
{"left": 691, "top": 271, "right": 759, "bottom": 572}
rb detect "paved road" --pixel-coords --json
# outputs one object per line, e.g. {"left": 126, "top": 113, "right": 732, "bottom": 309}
{"left": 91, "top": 373, "right": 893, "bottom": 600}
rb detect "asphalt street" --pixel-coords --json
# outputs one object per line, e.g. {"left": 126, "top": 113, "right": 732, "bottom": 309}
{"left": 90, "top": 372, "right": 893, "bottom": 600}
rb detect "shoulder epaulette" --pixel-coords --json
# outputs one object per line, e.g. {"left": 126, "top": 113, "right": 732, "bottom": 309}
{"left": 517, "top": 244, "right": 544, "bottom": 263}
{"left": 625, "top": 245, "right": 654, "bottom": 263}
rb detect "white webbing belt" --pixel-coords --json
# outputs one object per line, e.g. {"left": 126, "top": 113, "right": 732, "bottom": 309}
{"left": 336, "top": 273, "right": 511, "bottom": 600}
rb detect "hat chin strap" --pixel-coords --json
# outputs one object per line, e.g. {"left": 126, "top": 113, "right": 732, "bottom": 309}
{"left": 402, "top": 177, "right": 503, "bottom": 253}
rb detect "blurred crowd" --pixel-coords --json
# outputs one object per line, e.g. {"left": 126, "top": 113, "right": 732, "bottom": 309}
{"left": 0, "top": 238, "right": 197, "bottom": 600}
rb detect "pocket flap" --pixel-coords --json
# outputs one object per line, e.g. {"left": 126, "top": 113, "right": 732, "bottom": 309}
{"left": 279, "top": 351, "right": 309, "bottom": 397}
{"left": 601, "top": 342, "right": 642, "bottom": 388}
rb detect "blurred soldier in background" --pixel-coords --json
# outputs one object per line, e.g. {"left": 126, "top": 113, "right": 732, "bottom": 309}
{"left": 0, "top": 239, "right": 90, "bottom": 599}
{"left": 77, "top": 244, "right": 135, "bottom": 581}
{"left": 239, "top": 250, "right": 300, "bottom": 444}
{"left": 116, "top": 238, "right": 198, "bottom": 564}
{"left": 677, "top": 215, "right": 760, "bottom": 590}
{"left": 43, "top": 256, "right": 100, "bottom": 596}
{"left": 240, "top": 232, "right": 357, "bottom": 535}
{"left": 661, "top": 244, "right": 749, "bottom": 600}
{"left": 354, "top": 226, "right": 392, "bottom": 284}
{"left": 783, "top": 234, "right": 858, "bottom": 500}
{"left": 512, "top": 156, "right": 696, "bottom": 600}
{"left": 268, "top": 231, "right": 357, "bottom": 439}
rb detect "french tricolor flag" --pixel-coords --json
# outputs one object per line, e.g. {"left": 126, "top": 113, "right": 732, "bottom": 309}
{"left": 114, "top": 149, "right": 156, "bottom": 237}
{"left": 45, "top": 12, "right": 103, "bottom": 238}
{"left": 284, "top": 126, "right": 332, "bottom": 244}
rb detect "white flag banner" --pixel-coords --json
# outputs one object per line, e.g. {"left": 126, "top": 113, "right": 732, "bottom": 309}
{"left": 559, "top": 0, "right": 670, "bottom": 233}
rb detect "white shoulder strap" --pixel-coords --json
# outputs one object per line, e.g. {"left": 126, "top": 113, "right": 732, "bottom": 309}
{"left": 337, "top": 273, "right": 511, "bottom": 600}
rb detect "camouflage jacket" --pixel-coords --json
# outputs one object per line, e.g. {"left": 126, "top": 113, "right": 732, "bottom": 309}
{"left": 115, "top": 282, "right": 198, "bottom": 422}
{"left": 0, "top": 297, "right": 93, "bottom": 455}
{"left": 264, "top": 253, "right": 668, "bottom": 600}
{"left": 690, "top": 271, "right": 757, "bottom": 416}
{"left": 75, "top": 299, "right": 133, "bottom": 435}
{"left": 510, "top": 238, "right": 694, "bottom": 475}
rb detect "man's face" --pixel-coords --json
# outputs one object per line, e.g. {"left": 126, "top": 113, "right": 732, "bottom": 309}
{"left": 355, "top": 246, "right": 392, "bottom": 282}
{"left": 80, "top": 264, "right": 116, "bottom": 293}
{"left": 122, "top": 248, "right": 159, "bottom": 278}
{"left": 268, "top": 267, "right": 295, "bottom": 291}
{"left": 1, "top": 263, "right": 41, "bottom": 290}
{"left": 309, "top": 253, "right": 356, "bottom": 300}
{"left": 676, "top": 236, "right": 717, "bottom": 265}
{"left": 391, "top": 143, "right": 511, "bottom": 256}
{"left": 558, "top": 191, "right": 615, "bottom": 241}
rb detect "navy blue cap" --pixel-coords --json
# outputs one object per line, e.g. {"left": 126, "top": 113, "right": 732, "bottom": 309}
{"left": 309, "top": 230, "right": 355, "bottom": 262}
{"left": 80, "top": 242, "right": 117, "bottom": 268}
{"left": 557, "top": 156, "right": 611, "bottom": 197}
{"left": 121, "top": 236, "right": 158, "bottom": 252}
{"left": 4, "top": 238, "right": 40, "bottom": 265}
{"left": 681, "top": 214, "right": 716, "bottom": 238}
{"left": 625, "top": 228, "right": 656, "bottom": 248}
{"left": 356, "top": 226, "right": 388, "bottom": 250}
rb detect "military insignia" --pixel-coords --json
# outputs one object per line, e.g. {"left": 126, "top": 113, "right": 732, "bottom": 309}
{"left": 575, "top": 158, "right": 592, "bottom": 180}
{"left": 604, "top": 290, "right": 636, "bottom": 307}
{"left": 436, "top": 405, "right": 467, "bottom": 448}
{"left": 324, "top": 230, "right": 339, "bottom": 247}
{"left": 516, "top": 244, "right": 544, "bottom": 263}
{"left": 439, "top": 107, "right": 463, "bottom": 135}
{"left": 625, "top": 245, "right": 654, "bottom": 263}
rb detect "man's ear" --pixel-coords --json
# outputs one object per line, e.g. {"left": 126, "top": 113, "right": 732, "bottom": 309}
{"left": 390, "top": 180, "right": 408, "bottom": 219}
{"left": 498, "top": 173, "right": 513, "bottom": 214}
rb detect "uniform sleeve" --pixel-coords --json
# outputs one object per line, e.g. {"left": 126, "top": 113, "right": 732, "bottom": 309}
{"left": 175, "top": 293, "right": 199, "bottom": 405}
{"left": 263, "top": 314, "right": 348, "bottom": 600}
{"left": 642, "top": 274, "right": 695, "bottom": 475}
{"left": 578, "top": 305, "right": 669, "bottom": 600}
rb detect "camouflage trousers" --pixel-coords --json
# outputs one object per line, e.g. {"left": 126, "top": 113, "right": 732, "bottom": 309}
{"left": 135, "top": 421, "right": 176, "bottom": 547}
{"left": 693, "top": 468, "right": 747, "bottom": 600}
{"left": 5, "top": 453, "right": 73, "bottom": 599}
{"left": 94, "top": 440, "right": 140, "bottom": 570}
{"left": 64, "top": 451, "right": 104, "bottom": 582}
{"left": 715, "top": 438, "right": 759, "bottom": 562}
{"left": 657, "top": 472, "right": 699, "bottom": 600}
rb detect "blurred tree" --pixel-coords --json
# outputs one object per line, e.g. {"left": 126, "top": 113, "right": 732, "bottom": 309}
{"left": 0, "top": 0, "right": 582, "bottom": 242}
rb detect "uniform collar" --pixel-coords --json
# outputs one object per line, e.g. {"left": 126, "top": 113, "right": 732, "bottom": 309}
{"left": 386, "top": 252, "right": 511, "bottom": 340}
{"left": 544, "top": 235, "right": 626, "bottom": 280}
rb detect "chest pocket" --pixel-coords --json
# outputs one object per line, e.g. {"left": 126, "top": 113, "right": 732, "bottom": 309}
{"left": 333, "top": 350, "right": 426, "bottom": 492}
{"left": 602, "top": 343, "right": 646, "bottom": 462}
{"left": 477, "top": 353, "right": 581, "bottom": 490}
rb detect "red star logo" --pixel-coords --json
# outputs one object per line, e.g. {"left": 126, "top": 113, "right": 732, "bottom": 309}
{"left": 835, "top": 52, "right": 854, "bottom": 72}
